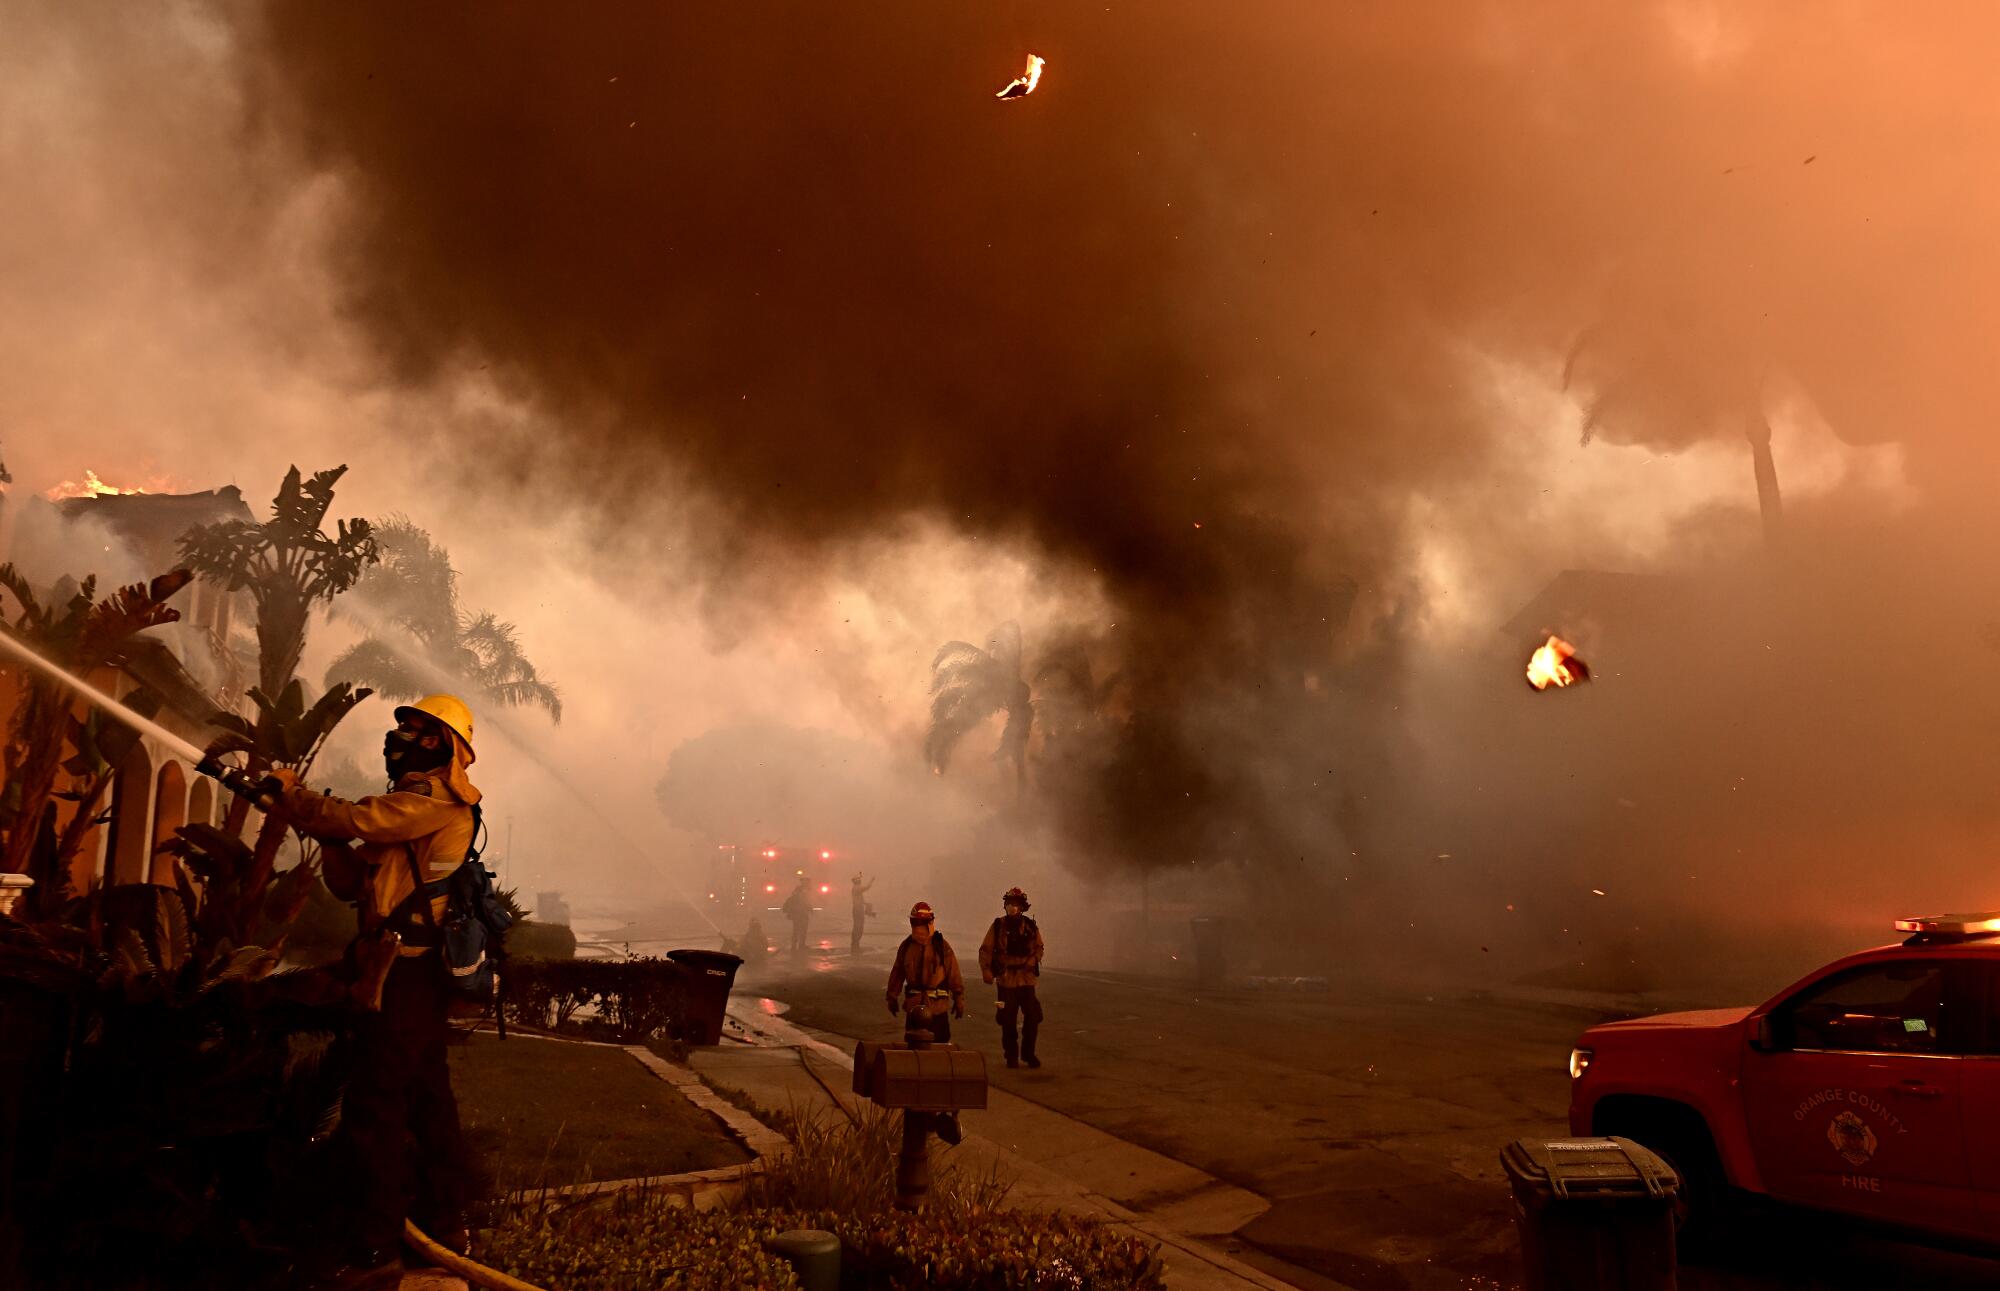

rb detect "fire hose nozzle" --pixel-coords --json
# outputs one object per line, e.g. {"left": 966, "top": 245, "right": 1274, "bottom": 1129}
{"left": 195, "top": 757, "right": 282, "bottom": 809}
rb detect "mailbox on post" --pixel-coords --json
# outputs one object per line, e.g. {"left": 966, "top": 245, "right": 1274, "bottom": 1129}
{"left": 852, "top": 1033, "right": 987, "bottom": 1209}
{"left": 852, "top": 1041, "right": 987, "bottom": 1111}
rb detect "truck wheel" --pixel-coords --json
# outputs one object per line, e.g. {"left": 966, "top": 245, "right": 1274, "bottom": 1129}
{"left": 1632, "top": 1120, "right": 1732, "bottom": 1257}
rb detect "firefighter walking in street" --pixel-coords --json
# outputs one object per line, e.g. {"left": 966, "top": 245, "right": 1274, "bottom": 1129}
{"left": 885, "top": 900, "right": 966, "bottom": 1144}
{"left": 267, "top": 695, "right": 482, "bottom": 1285}
{"left": 886, "top": 901, "right": 965, "bottom": 1041}
{"left": 979, "top": 887, "right": 1045, "bottom": 1069}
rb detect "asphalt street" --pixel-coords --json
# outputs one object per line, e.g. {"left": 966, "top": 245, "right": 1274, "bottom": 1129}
{"left": 737, "top": 940, "right": 2000, "bottom": 1291}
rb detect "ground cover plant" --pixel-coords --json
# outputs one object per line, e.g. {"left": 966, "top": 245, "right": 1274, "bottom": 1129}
{"left": 472, "top": 1103, "right": 1165, "bottom": 1290}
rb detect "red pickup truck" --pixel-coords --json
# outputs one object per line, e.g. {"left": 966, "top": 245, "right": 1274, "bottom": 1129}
{"left": 1567, "top": 913, "right": 2000, "bottom": 1249}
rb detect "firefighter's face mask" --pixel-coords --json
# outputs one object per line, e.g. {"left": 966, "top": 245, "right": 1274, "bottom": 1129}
{"left": 384, "top": 715, "right": 452, "bottom": 780}
{"left": 910, "top": 919, "right": 935, "bottom": 944}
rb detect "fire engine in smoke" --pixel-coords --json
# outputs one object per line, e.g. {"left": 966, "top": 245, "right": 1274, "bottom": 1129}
{"left": 706, "top": 843, "right": 843, "bottom": 916}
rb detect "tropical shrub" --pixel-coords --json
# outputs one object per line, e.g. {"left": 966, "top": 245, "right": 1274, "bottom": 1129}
{"left": 0, "top": 889, "right": 352, "bottom": 1290}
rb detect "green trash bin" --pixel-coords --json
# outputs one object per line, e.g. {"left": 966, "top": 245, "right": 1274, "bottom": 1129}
{"left": 1500, "top": 1136, "right": 1679, "bottom": 1291}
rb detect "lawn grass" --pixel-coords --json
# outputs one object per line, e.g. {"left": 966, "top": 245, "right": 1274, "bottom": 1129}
{"left": 449, "top": 1030, "right": 751, "bottom": 1194}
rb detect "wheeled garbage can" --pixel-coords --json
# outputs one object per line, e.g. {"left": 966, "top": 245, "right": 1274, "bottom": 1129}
{"left": 666, "top": 948, "right": 744, "bottom": 1046}
{"left": 1500, "top": 1136, "right": 1679, "bottom": 1291}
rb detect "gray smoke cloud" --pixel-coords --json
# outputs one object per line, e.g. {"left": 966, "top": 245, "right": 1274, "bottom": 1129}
{"left": 9, "top": 1, "right": 2000, "bottom": 982}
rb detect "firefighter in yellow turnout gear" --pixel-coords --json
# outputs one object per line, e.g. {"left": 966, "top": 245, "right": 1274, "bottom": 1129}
{"left": 979, "top": 887, "right": 1045, "bottom": 1069}
{"left": 268, "top": 694, "right": 481, "bottom": 1278}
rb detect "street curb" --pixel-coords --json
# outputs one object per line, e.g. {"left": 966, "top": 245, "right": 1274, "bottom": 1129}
{"left": 625, "top": 1044, "right": 792, "bottom": 1158}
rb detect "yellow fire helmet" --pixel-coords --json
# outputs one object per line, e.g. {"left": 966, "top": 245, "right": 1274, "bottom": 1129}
{"left": 394, "top": 693, "right": 476, "bottom": 763}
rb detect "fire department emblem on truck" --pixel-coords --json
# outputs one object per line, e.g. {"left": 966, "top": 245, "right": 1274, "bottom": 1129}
{"left": 1826, "top": 1111, "right": 1877, "bottom": 1167}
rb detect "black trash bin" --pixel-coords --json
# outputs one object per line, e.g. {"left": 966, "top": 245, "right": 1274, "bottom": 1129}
{"left": 1500, "top": 1137, "right": 1678, "bottom": 1291}
{"left": 667, "top": 948, "right": 744, "bottom": 1046}
{"left": 1188, "top": 916, "right": 1228, "bottom": 985}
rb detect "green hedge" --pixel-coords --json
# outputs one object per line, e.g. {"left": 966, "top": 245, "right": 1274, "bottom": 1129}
{"left": 501, "top": 956, "right": 689, "bottom": 1044}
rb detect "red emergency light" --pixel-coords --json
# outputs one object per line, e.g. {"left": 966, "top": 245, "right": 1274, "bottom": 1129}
{"left": 765, "top": 883, "right": 776, "bottom": 893}
{"left": 819, "top": 883, "right": 831, "bottom": 893}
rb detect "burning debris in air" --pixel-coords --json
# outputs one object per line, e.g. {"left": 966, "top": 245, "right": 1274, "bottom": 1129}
{"left": 1525, "top": 635, "right": 1589, "bottom": 691}
{"left": 996, "top": 54, "right": 1045, "bottom": 101}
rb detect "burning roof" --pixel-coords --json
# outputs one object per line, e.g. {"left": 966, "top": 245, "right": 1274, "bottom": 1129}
{"left": 53, "top": 486, "right": 252, "bottom": 575}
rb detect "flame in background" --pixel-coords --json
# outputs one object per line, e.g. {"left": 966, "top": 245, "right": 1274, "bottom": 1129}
{"left": 1525, "top": 635, "right": 1588, "bottom": 690}
{"left": 41, "top": 469, "right": 183, "bottom": 500}
{"left": 996, "top": 54, "right": 1045, "bottom": 100}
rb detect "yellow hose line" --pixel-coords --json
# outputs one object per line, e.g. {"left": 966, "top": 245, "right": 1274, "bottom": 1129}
{"left": 404, "top": 1218, "right": 551, "bottom": 1291}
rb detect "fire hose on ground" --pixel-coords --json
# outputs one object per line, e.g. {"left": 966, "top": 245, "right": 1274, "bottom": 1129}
{"left": 404, "top": 1219, "right": 548, "bottom": 1291}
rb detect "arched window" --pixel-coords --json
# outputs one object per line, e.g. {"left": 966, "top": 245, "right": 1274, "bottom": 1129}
{"left": 150, "top": 762, "right": 189, "bottom": 885}
{"left": 101, "top": 742, "right": 156, "bottom": 887}
{"left": 187, "top": 777, "right": 216, "bottom": 830}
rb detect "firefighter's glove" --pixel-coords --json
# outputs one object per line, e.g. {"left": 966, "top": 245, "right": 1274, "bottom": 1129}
{"left": 952, "top": 1000, "right": 966, "bottom": 1020}
{"left": 886, "top": 995, "right": 899, "bottom": 1016}
{"left": 982, "top": 973, "right": 994, "bottom": 985}
{"left": 267, "top": 767, "right": 301, "bottom": 793}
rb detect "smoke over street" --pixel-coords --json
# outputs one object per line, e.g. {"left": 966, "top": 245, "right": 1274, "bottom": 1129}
{"left": 11, "top": 3, "right": 2000, "bottom": 1288}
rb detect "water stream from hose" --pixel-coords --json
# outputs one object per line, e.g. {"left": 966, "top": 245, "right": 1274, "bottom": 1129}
{"left": 0, "top": 629, "right": 209, "bottom": 765}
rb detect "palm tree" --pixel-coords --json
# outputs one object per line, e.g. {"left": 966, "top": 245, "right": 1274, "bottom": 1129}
{"left": 323, "top": 518, "right": 561, "bottom": 722}
{"left": 178, "top": 465, "right": 378, "bottom": 701}
{"left": 925, "top": 622, "right": 1032, "bottom": 793}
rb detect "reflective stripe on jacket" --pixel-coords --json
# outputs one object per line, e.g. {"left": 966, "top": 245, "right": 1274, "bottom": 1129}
{"left": 886, "top": 934, "right": 964, "bottom": 1007}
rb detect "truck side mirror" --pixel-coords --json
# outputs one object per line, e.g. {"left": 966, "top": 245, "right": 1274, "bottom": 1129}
{"left": 1748, "top": 1015, "right": 1778, "bottom": 1051}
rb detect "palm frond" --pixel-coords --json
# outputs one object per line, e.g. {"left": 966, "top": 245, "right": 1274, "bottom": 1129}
{"left": 323, "top": 637, "right": 426, "bottom": 701}
{"left": 341, "top": 515, "right": 459, "bottom": 644}
{"left": 925, "top": 681, "right": 1001, "bottom": 773}
{"left": 996, "top": 683, "right": 1032, "bottom": 775}
{"left": 929, "top": 640, "right": 989, "bottom": 678}
{"left": 484, "top": 678, "right": 563, "bottom": 722}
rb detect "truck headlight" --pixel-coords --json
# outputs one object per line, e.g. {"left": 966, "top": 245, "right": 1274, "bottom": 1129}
{"left": 1568, "top": 1047, "right": 1594, "bottom": 1080}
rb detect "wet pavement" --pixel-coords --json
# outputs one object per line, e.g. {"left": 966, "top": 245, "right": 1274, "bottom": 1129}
{"left": 742, "top": 940, "right": 2000, "bottom": 1291}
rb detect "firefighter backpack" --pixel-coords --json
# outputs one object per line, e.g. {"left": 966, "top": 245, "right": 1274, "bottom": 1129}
{"left": 399, "top": 804, "right": 514, "bottom": 1002}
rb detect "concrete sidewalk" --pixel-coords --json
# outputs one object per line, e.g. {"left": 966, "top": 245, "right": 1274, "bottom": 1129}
{"left": 692, "top": 998, "right": 1355, "bottom": 1291}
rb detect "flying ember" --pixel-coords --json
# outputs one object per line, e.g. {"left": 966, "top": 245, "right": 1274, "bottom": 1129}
{"left": 1525, "top": 635, "right": 1589, "bottom": 690}
{"left": 996, "top": 54, "right": 1045, "bottom": 100}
